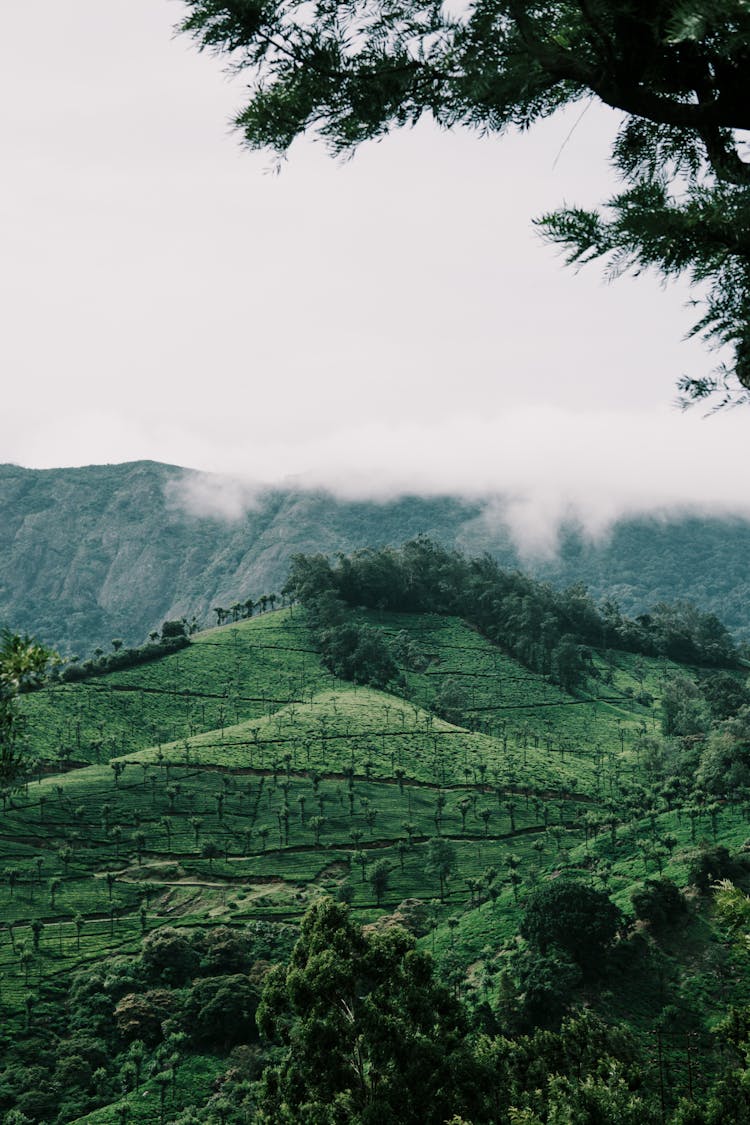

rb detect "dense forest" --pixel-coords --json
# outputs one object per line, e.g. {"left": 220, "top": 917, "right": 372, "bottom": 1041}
{"left": 284, "top": 538, "right": 741, "bottom": 681}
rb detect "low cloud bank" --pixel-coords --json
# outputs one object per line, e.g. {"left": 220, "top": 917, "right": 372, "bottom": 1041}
{"left": 165, "top": 405, "right": 750, "bottom": 556}
{"left": 164, "top": 472, "right": 263, "bottom": 522}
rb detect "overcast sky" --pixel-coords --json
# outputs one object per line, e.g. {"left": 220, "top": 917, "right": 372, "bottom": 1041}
{"left": 2, "top": 0, "right": 748, "bottom": 538}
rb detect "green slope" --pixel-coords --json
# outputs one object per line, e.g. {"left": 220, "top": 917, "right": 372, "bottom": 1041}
{"left": 1, "top": 606, "right": 748, "bottom": 1122}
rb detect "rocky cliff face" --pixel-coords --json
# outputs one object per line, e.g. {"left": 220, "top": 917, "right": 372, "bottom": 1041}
{"left": 2, "top": 461, "right": 749, "bottom": 653}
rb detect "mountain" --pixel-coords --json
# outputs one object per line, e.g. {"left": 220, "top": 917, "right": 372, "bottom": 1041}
{"left": 2, "top": 460, "right": 749, "bottom": 654}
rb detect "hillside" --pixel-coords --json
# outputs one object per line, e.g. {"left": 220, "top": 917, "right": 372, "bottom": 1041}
{"left": 3, "top": 582, "right": 750, "bottom": 1123}
{"left": 2, "top": 461, "right": 750, "bottom": 655}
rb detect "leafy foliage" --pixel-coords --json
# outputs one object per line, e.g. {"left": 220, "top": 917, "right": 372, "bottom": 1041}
{"left": 520, "top": 879, "right": 622, "bottom": 968}
{"left": 256, "top": 897, "right": 484, "bottom": 1124}
{"left": 0, "top": 631, "right": 54, "bottom": 784}
{"left": 631, "top": 877, "right": 687, "bottom": 931}
{"left": 4, "top": 463, "right": 750, "bottom": 657}
{"left": 317, "top": 620, "right": 401, "bottom": 690}
{"left": 1, "top": 568, "right": 750, "bottom": 1121}
{"left": 285, "top": 539, "right": 740, "bottom": 678}
{"left": 178, "top": 0, "right": 750, "bottom": 403}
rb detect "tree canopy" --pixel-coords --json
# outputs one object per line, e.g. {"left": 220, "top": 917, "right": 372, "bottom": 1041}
{"left": 0, "top": 630, "right": 53, "bottom": 784}
{"left": 256, "top": 897, "right": 484, "bottom": 1123}
{"left": 283, "top": 538, "right": 740, "bottom": 676}
{"left": 520, "top": 878, "right": 622, "bottom": 968}
{"left": 179, "top": 0, "right": 750, "bottom": 407}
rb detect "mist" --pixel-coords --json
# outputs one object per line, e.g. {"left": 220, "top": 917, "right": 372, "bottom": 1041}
{"left": 4, "top": 1, "right": 749, "bottom": 558}
{"left": 166, "top": 403, "right": 750, "bottom": 557}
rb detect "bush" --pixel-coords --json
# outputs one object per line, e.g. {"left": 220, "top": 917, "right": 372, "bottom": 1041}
{"left": 686, "top": 844, "right": 748, "bottom": 893}
{"left": 516, "top": 949, "right": 582, "bottom": 1030}
{"left": 631, "top": 879, "right": 688, "bottom": 931}
{"left": 521, "top": 880, "right": 622, "bottom": 971}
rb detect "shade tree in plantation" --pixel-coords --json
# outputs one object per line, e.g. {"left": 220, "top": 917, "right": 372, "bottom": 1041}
{"left": 426, "top": 836, "right": 457, "bottom": 902}
{"left": 368, "top": 859, "right": 391, "bottom": 906}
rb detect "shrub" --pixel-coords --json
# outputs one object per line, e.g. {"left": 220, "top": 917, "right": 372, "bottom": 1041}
{"left": 521, "top": 880, "right": 621, "bottom": 971}
{"left": 686, "top": 844, "right": 748, "bottom": 893}
{"left": 631, "top": 879, "right": 688, "bottom": 931}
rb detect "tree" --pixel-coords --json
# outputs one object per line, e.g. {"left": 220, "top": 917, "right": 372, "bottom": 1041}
{"left": 631, "top": 877, "right": 687, "bottom": 931}
{"left": 701, "top": 671, "right": 750, "bottom": 721}
{"left": 551, "top": 636, "right": 585, "bottom": 693}
{"left": 0, "top": 631, "right": 53, "bottom": 784}
{"left": 713, "top": 878, "right": 750, "bottom": 952}
{"left": 368, "top": 858, "right": 391, "bottom": 906}
{"left": 182, "top": 973, "right": 261, "bottom": 1047}
{"left": 661, "top": 673, "right": 711, "bottom": 737}
{"left": 179, "top": 1, "right": 750, "bottom": 406}
{"left": 49, "top": 878, "right": 62, "bottom": 909}
{"left": 426, "top": 836, "right": 457, "bottom": 902}
{"left": 521, "top": 879, "right": 621, "bottom": 970}
{"left": 318, "top": 623, "right": 400, "bottom": 689}
{"left": 516, "top": 948, "right": 583, "bottom": 1030}
{"left": 309, "top": 814, "right": 326, "bottom": 847}
{"left": 201, "top": 840, "right": 222, "bottom": 871}
{"left": 141, "top": 927, "right": 200, "bottom": 986}
{"left": 696, "top": 708, "right": 750, "bottom": 796}
{"left": 161, "top": 618, "right": 188, "bottom": 640}
{"left": 256, "top": 897, "right": 486, "bottom": 1124}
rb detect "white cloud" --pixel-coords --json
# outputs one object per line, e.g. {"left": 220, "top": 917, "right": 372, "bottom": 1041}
{"left": 164, "top": 470, "right": 263, "bottom": 522}
{"left": 162, "top": 404, "right": 750, "bottom": 553}
{"left": 1, "top": 0, "right": 747, "bottom": 551}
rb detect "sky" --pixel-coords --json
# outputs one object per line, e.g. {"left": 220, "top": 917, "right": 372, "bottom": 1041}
{"left": 2, "top": 0, "right": 749, "bottom": 540}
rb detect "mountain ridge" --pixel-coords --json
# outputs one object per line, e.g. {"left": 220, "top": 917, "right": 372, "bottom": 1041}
{"left": 2, "top": 460, "right": 749, "bottom": 653}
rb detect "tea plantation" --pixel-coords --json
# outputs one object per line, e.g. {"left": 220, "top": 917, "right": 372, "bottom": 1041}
{"left": 2, "top": 592, "right": 749, "bottom": 1123}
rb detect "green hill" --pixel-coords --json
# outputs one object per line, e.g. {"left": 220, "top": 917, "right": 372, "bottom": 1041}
{"left": 2, "top": 586, "right": 749, "bottom": 1122}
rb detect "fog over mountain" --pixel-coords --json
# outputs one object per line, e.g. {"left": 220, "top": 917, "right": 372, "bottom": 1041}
{"left": 3, "top": 461, "right": 749, "bottom": 656}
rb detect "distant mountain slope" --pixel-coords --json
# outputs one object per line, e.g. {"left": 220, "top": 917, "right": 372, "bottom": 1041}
{"left": 1, "top": 461, "right": 748, "bottom": 652}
